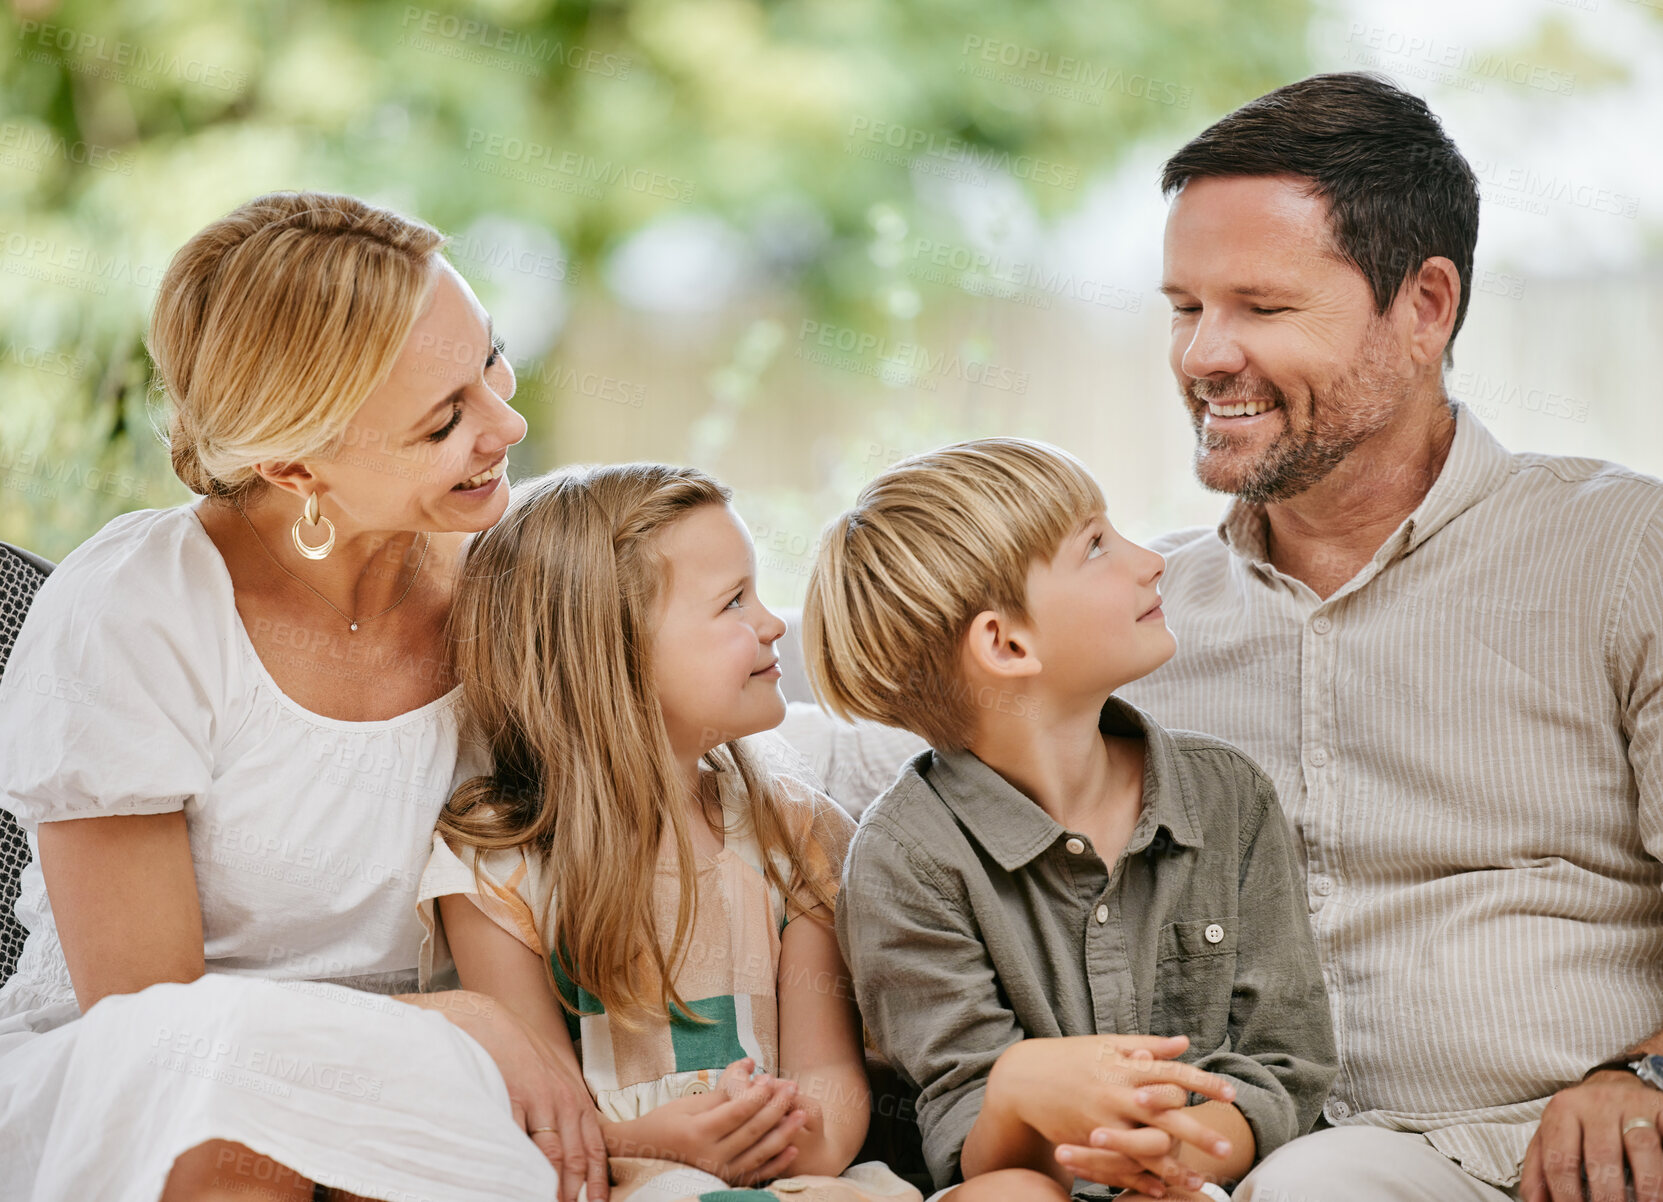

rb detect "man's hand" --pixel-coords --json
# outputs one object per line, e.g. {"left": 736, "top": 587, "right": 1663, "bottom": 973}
{"left": 603, "top": 1057, "right": 808, "bottom": 1185}
{"left": 1522, "top": 1070, "right": 1663, "bottom": 1202}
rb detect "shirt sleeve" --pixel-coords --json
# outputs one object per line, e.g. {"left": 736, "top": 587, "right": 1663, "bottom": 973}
{"left": 0, "top": 536, "right": 219, "bottom": 830}
{"left": 836, "top": 813, "right": 1026, "bottom": 1190}
{"left": 1613, "top": 495, "right": 1663, "bottom": 868}
{"left": 1190, "top": 765, "right": 1338, "bottom": 1160}
{"left": 416, "top": 830, "right": 550, "bottom": 991}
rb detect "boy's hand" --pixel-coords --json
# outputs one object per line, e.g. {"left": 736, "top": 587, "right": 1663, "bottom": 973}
{"left": 987, "top": 1035, "right": 1236, "bottom": 1193}
{"left": 1055, "top": 1084, "right": 1217, "bottom": 1196}
{"left": 606, "top": 1057, "right": 809, "bottom": 1185}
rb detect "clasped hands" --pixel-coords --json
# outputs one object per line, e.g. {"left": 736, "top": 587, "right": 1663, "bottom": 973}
{"left": 986, "top": 1033, "right": 1237, "bottom": 1199}
{"left": 441, "top": 993, "right": 807, "bottom": 1198}
{"left": 600, "top": 1056, "right": 813, "bottom": 1186}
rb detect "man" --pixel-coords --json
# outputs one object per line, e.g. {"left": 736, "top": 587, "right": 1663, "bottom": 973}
{"left": 1114, "top": 72, "right": 1663, "bottom": 1202}
{"left": 783, "top": 71, "right": 1663, "bottom": 1202}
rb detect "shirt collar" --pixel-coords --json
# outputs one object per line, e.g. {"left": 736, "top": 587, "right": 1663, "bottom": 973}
{"left": 1215, "top": 400, "right": 1516, "bottom": 565}
{"left": 1399, "top": 400, "right": 1516, "bottom": 553}
{"left": 922, "top": 695, "right": 1204, "bottom": 872}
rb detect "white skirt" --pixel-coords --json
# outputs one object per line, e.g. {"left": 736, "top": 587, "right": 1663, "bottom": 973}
{"left": 0, "top": 974, "right": 558, "bottom": 1201}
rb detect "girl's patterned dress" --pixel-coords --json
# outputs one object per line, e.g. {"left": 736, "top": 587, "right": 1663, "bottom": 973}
{"left": 419, "top": 768, "right": 922, "bottom": 1202}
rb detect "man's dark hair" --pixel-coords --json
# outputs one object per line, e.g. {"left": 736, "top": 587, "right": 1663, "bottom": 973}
{"left": 1161, "top": 72, "right": 1480, "bottom": 360}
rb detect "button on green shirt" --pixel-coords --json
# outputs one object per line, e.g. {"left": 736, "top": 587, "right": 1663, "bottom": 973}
{"left": 836, "top": 696, "right": 1337, "bottom": 1193}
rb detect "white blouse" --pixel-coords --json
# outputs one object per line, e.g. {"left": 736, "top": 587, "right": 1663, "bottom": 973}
{"left": 0, "top": 501, "right": 470, "bottom": 1037}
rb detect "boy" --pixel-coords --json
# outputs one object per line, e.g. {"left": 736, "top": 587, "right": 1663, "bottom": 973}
{"left": 802, "top": 438, "right": 1336, "bottom": 1201}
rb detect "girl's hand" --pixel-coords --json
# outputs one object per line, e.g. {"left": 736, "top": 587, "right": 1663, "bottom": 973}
{"left": 605, "top": 1058, "right": 809, "bottom": 1185}
{"left": 409, "top": 990, "right": 609, "bottom": 1202}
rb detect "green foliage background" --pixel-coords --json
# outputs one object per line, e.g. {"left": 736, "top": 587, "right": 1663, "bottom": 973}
{"left": 0, "top": 0, "right": 1319, "bottom": 561}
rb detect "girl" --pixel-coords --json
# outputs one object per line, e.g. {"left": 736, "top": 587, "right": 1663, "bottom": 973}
{"left": 418, "top": 463, "right": 921, "bottom": 1202}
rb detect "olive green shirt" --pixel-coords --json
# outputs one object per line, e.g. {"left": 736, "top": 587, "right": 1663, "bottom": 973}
{"left": 836, "top": 697, "right": 1337, "bottom": 1193}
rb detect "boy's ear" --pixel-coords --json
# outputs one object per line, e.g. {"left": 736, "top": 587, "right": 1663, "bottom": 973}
{"left": 962, "top": 609, "right": 1043, "bottom": 680}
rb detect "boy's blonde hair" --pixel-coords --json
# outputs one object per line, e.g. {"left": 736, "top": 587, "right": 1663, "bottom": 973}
{"left": 148, "top": 191, "right": 445, "bottom": 499}
{"left": 439, "top": 463, "right": 836, "bottom": 1028}
{"left": 803, "top": 437, "right": 1104, "bottom": 751}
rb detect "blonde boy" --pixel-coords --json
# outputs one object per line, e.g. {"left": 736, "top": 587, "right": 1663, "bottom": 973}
{"left": 803, "top": 438, "right": 1335, "bottom": 1201}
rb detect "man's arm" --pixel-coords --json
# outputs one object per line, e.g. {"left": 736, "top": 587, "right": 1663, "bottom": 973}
{"left": 1523, "top": 497, "right": 1663, "bottom": 1202}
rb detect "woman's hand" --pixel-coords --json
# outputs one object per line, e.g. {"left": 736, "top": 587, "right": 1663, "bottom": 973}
{"left": 400, "top": 990, "right": 609, "bottom": 1202}
{"left": 603, "top": 1057, "right": 808, "bottom": 1185}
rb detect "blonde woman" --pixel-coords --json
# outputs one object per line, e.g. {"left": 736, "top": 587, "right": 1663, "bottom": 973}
{"left": 0, "top": 193, "right": 606, "bottom": 1202}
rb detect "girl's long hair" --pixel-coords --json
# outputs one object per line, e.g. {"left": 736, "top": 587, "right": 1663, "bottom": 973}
{"left": 439, "top": 463, "right": 835, "bottom": 1027}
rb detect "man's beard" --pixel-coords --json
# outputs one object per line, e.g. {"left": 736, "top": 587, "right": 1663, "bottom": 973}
{"left": 1183, "top": 325, "right": 1405, "bottom": 505}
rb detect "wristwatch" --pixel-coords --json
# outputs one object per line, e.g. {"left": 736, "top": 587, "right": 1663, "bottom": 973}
{"left": 1583, "top": 1053, "right": 1663, "bottom": 1089}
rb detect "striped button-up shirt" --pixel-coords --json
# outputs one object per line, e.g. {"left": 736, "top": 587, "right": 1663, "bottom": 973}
{"left": 1117, "top": 401, "right": 1663, "bottom": 1188}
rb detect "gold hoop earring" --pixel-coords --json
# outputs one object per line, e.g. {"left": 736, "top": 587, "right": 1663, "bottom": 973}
{"left": 292, "top": 492, "right": 336, "bottom": 560}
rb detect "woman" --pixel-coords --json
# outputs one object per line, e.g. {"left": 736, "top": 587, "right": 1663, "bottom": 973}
{"left": 0, "top": 192, "right": 606, "bottom": 1202}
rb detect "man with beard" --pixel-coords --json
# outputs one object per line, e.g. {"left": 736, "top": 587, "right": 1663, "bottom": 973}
{"left": 1110, "top": 73, "right": 1663, "bottom": 1202}
{"left": 783, "top": 71, "right": 1663, "bottom": 1202}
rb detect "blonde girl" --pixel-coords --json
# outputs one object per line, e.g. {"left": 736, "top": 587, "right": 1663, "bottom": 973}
{"left": 418, "top": 463, "right": 920, "bottom": 1202}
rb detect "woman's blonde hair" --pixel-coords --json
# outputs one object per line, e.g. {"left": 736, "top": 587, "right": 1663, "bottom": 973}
{"left": 148, "top": 191, "right": 446, "bottom": 499}
{"left": 803, "top": 437, "right": 1104, "bottom": 750}
{"left": 439, "top": 464, "right": 836, "bottom": 1027}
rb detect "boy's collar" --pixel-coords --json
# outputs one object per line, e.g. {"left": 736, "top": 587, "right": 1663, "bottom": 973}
{"left": 924, "top": 696, "right": 1204, "bottom": 872}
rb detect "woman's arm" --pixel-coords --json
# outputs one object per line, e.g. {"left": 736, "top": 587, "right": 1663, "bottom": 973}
{"left": 777, "top": 905, "right": 871, "bottom": 1177}
{"left": 36, "top": 812, "right": 205, "bottom": 1010}
{"left": 425, "top": 892, "right": 610, "bottom": 1202}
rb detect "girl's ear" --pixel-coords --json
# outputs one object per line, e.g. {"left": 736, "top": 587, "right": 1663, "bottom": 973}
{"left": 962, "top": 609, "right": 1043, "bottom": 680}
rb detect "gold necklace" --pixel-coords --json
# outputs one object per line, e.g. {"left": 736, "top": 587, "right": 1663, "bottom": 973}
{"left": 231, "top": 497, "right": 432, "bottom": 633}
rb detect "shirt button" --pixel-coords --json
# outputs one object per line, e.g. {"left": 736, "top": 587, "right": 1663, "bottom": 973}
{"left": 1327, "top": 1099, "right": 1351, "bottom": 1120}
{"left": 1312, "top": 616, "right": 1332, "bottom": 634}
{"left": 1065, "top": 837, "right": 1086, "bottom": 855}
{"left": 1204, "top": 923, "right": 1225, "bottom": 944}
{"left": 1308, "top": 748, "right": 1328, "bottom": 767}
{"left": 682, "top": 1080, "right": 710, "bottom": 1097}
{"left": 775, "top": 1183, "right": 809, "bottom": 1194}
{"left": 1313, "top": 876, "right": 1334, "bottom": 897}
{"left": 1095, "top": 905, "right": 1110, "bottom": 925}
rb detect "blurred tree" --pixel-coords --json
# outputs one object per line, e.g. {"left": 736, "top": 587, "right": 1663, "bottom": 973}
{"left": 0, "top": 0, "right": 1316, "bottom": 557}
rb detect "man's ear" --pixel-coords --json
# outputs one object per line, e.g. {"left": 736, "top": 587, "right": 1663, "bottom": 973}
{"left": 1403, "top": 255, "right": 1461, "bottom": 369}
{"left": 962, "top": 609, "right": 1043, "bottom": 681}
